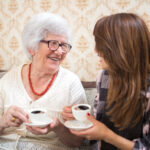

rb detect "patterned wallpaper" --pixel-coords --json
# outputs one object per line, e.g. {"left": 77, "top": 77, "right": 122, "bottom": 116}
{"left": 0, "top": 0, "right": 150, "bottom": 81}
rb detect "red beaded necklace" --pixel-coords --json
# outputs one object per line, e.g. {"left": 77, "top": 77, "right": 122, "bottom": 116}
{"left": 28, "top": 63, "right": 57, "bottom": 96}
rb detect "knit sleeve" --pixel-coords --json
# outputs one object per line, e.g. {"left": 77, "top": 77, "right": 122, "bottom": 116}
{"left": 69, "top": 76, "right": 87, "bottom": 104}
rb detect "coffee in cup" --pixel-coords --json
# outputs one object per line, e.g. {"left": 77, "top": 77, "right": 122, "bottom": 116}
{"left": 28, "top": 108, "right": 47, "bottom": 124}
{"left": 72, "top": 104, "right": 91, "bottom": 122}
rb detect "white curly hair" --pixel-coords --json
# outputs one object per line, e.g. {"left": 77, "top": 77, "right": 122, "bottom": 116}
{"left": 22, "top": 13, "right": 72, "bottom": 60}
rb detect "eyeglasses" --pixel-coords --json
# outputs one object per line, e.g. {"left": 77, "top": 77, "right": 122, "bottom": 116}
{"left": 40, "top": 40, "right": 72, "bottom": 53}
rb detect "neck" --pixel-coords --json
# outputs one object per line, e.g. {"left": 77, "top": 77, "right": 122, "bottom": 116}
{"left": 30, "top": 63, "right": 58, "bottom": 79}
{"left": 28, "top": 63, "right": 57, "bottom": 96}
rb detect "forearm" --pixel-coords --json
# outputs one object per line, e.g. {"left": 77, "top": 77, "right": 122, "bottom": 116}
{"left": 104, "top": 128, "right": 134, "bottom": 150}
{"left": 0, "top": 117, "right": 5, "bottom": 134}
{"left": 0, "top": 127, "right": 4, "bottom": 135}
{"left": 54, "top": 123, "right": 84, "bottom": 147}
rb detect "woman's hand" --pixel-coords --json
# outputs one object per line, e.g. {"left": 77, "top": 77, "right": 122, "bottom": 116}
{"left": 26, "top": 117, "right": 85, "bottom": 147}
{"left": 1, "top": 105, "right": 28, "bottom": 128}
{"left": 70, "top": 114, "right": 109, "bottom": 141}
{"left": 26, "top": 118, "right": 60, "bottom": 135}
{"left": 70, "top": 114, "right": 135, "bottom": 150}
{"left": 61, "top": 105, "right": 74, "bottom": 121}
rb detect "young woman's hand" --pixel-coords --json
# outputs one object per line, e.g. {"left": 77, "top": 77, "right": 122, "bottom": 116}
{"left": 70, "top": 114, "right": 109, "bottom": 141}
{"left": 61, "top": 105, "right": 74, "bottom": 121}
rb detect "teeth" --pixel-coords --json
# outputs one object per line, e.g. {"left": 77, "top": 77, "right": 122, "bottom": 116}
{"left": 49, "top": 57, "right": 59, "bottom": 61}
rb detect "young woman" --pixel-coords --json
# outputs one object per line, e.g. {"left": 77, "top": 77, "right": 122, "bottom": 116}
{"left": 63, "top": 13, "right": 150, "bottom": 150}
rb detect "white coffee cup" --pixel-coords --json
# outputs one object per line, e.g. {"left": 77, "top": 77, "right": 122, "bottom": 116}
{"left": 72, "top": 104, "right": 91, "bottom": 122}
{"left": 28, "top": 108, "right": 47, "bottom": 124}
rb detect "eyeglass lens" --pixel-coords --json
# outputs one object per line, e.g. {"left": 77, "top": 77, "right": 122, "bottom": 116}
{"left": 40, "top": 40, "right": 72, "bottom": 53}
{"left": 49, "top": 40, "right": 71, "bottom": 52}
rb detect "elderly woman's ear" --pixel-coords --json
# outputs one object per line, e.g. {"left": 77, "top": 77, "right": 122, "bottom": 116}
{"left": 28, "top": 49, "right": 36, "bottom": 56}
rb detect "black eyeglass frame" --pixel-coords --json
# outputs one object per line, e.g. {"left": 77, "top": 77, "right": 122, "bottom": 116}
{"left": 40, "top": 40, "right": 72, "bottom": 53}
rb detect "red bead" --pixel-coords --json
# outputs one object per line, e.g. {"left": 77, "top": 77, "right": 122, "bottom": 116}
{"left": 28, "top": 63, "right": 56, "bottom": 96}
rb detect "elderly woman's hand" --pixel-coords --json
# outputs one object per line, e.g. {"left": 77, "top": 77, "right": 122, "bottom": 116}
{"left": 26, "top": 118, "right": 60, "bottom": 135}
{"left": 61, "top": 105, "right": 74, "bottom": 121}
{"left": 1, "top": 105, "right": 28, "bottom": 128}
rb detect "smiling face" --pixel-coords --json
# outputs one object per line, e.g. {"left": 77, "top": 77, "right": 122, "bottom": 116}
{"left": 30, "top": 34, "right": 68, "bottom": 74}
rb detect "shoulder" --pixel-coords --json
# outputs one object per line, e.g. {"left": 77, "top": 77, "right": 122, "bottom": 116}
{"left": 96, "top": 69, "right": 105, "bottom": 82}
{"left": 96, "top": 69, "right": 109, "bottom": 92}
{"left": 58, "top": 66, "right": 84, "bottom": 92}
{"left": 96, "top": 69, "right": 109, "bottom": 84}
{"left": 59, "top": 66, "right": 81, "bottom": 82}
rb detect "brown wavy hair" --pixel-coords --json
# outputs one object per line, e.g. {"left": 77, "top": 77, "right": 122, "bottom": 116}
{"left": 93, "top": 13, "right": 150, "bottom": 130}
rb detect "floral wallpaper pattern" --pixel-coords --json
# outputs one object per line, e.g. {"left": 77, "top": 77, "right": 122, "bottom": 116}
{"left": 0, "top": 0, "right": 150, "bottom": 81}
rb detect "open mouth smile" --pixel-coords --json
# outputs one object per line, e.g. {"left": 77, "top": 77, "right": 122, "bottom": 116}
{"left": 48, "top": 56, "right": 60, "bottom": 61}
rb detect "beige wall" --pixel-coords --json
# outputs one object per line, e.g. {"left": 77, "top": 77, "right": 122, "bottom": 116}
{"left": 0, "top": 0, "right": 150, "bottom": 81}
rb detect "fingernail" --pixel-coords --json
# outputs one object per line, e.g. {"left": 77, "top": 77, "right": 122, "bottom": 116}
{"left": 87, "top": 113, "right": 90, "bottom": 116}
{"left": 50, "top": 122, "right": 55, "bottom": 127}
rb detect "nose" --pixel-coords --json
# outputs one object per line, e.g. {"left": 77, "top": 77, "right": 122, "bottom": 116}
{"left": 54, "top": 46, "right": 64, "bottom": 55}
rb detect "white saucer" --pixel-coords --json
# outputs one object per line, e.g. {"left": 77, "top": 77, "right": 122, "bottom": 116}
{"left": 25, "top": 118, "right": 53, "bottom": 128}
{"left": 64, "top": 120, "right": 93, "bottom": 131}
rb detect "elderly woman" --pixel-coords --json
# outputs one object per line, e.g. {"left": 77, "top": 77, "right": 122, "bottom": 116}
{"left": 0, "top": 13, "right": 88, "bottom": 150}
